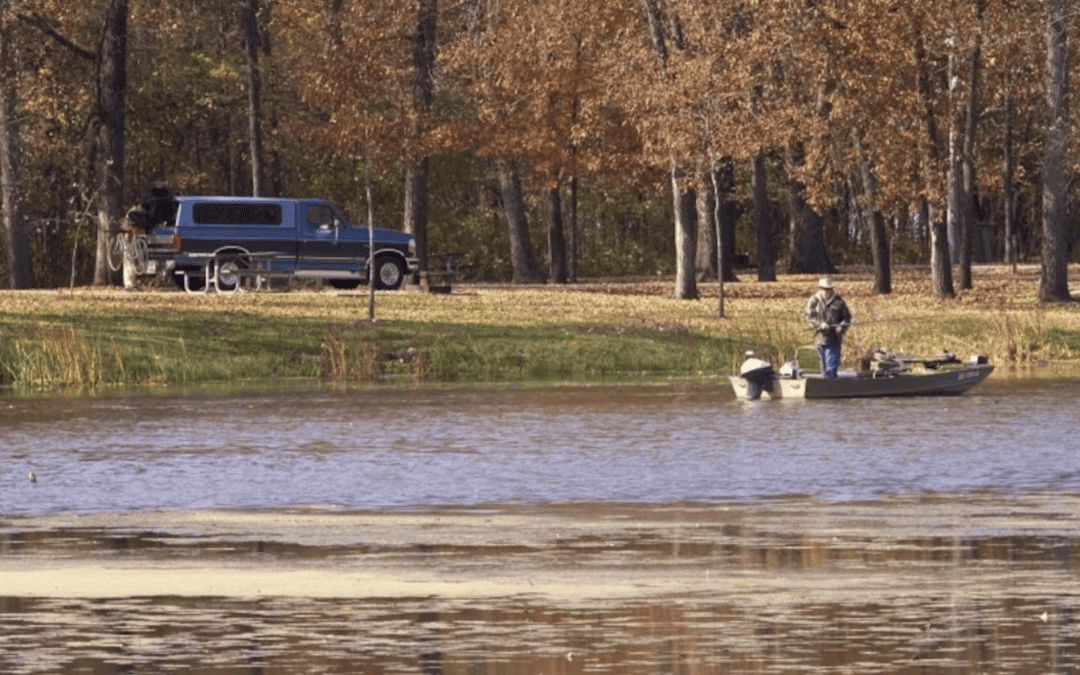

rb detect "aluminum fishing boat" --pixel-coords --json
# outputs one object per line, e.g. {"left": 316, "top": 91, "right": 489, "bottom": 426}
{"left": 730, "top": 351, "right": 995, "bottom": 400}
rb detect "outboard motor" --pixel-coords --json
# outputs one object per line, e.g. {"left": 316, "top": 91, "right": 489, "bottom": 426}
{"left": 778, "top": 359, "right": 799, "bottom": 379}
{"left": 739, "top": 351, "right": 775, "bottom": 400}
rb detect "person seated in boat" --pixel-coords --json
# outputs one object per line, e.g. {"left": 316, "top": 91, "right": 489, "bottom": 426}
{"left": 803, "top": 277, "right": 852, "bottom": 378}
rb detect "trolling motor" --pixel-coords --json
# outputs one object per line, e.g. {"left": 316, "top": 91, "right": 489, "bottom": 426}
{"left": 739, "top": 351, "right": 775, "bottom": 400}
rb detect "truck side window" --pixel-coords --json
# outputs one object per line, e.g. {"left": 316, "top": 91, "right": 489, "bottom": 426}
{"left": 193, "top": 203, "right": 281, "bottom": 225}
{"left": 307, "top": 204, "right": 335, "bottom": 229}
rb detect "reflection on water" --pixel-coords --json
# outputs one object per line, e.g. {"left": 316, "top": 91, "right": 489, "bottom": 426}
{"left": 4, "top": 497, "right": 1080, "bottom": 674}
{"left": 1, "top": 381, "right": 1079, "bottom": 673}
{"left": 4, "top": 593, "right": 1073, "bottom": 675}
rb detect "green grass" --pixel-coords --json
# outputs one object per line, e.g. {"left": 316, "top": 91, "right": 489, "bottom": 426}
{"left": 1, "top": 268, "right": 1078, "bottom": 394}
{"left": 0, "top": 311, "right": 753, "bottom": 392}
{"left": 422, "top": 322, "right": 742, "bottom": 382}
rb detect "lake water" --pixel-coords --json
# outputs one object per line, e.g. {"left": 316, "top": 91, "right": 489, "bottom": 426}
{"left": 2, "top": 379, "right": 1080, "bottom": 673}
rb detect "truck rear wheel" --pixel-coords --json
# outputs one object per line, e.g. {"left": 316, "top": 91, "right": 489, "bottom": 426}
{"left": 328, "top": 279, "right": 362, "bottom": 290}
{"left": 372, "top": 255, "right": 405, "bottom": 290}
{"left": 215, "top": 254, "right": 248, "bottom": 293}
{"left": 173, "top": 271, "right": 206, "bottom": 292}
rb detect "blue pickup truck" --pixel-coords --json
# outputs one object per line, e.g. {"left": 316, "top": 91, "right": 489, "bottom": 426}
{"left": 145, "top": 196, "right": 418, "bottom": 291}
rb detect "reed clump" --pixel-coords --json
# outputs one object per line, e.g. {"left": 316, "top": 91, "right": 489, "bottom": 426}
{"left": 321, "top": 335, "right": 381, "bottom": 383}
{"left": 6, "top": 323, "right": 111, "bottom": 388}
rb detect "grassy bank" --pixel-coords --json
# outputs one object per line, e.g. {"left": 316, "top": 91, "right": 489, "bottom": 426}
{"left": 1, "top": 266, "right": 1077, "bottom": 392}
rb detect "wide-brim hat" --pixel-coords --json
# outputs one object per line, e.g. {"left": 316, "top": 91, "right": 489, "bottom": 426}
{"left": 818, "top": 277, "right": 836, "bottom": 288}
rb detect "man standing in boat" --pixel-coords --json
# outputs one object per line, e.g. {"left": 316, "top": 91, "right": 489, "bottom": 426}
{"left": 803, "top": 277, "right": 852, "bottom": 378}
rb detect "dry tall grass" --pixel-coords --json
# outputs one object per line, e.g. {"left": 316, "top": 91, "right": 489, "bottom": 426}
{"left": 8, "top": 323, "right": 112, "bottom": 388}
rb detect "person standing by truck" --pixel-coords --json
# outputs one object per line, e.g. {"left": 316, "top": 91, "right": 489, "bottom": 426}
{"left": 803, "top": 277, "right": 852, "bottom": 378}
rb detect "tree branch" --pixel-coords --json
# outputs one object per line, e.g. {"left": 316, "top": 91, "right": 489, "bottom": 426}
{"left": 17, "top": 12, "right": 96, "bottom": 62}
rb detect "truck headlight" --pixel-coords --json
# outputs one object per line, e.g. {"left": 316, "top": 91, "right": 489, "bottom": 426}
{"left": 408, "top": 237, "right": 416, "bottom": 256}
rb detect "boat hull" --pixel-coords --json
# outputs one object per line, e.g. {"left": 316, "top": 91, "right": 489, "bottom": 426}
{"left": 730, "top": 364, "right": 995, "bottom": 400}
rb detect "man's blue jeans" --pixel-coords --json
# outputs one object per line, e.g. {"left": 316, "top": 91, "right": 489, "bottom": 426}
{"left": 817, "top": 344, "right": 842, "bottom": 378}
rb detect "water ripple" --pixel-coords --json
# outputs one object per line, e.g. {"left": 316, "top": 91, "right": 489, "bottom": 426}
{"left": 0, "top": 381, "right": 1074, "bottom": 514}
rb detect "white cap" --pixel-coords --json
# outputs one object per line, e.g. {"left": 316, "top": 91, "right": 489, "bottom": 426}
{"left": 818, "top": 277, "right": 835, "bottom": 289}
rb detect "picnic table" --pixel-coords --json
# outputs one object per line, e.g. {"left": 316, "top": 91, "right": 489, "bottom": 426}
{"left": 178, "top": 253, "right": 292, "bottom": 294}
{"left": 423, "top": 252, "right": 477, "bottom": 294}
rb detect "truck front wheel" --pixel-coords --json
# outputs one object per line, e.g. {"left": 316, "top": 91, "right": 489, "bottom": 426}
{"left": 372, "top": 255, "right": 405, "bottom": 290}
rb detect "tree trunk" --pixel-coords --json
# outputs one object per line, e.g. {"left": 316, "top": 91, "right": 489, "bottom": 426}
{"left": 240, "top": 0, "right": 266, "bottom": 197}
{"left": 857, "top": 140, "right": 891, "bottom": 295}
{"left": 787, "top": 199, "right": 834, "bottom": 275}
{"left": 642, "top": 0, "right": 668, "bottom": 72}
{"left": 787, "top": 144, "right": 835, "bottom": 275}
{"left": 546, "top": 185, "right": 567, "bottom": 283}
{"left": 411, "top": 0, "right": 437, "bottom": 126}
{"left": 945, "top": 37, "right": 967, "bottom": 280}
{"left": 644, "top": 0, "right": 700, "bottom": 298}
{"left": 94, "top": 0, "right": 127, "bottom": 286}
{"left": 1003, "top": 95, "right": 1018, "bottom": 266}
{"left": 947, "top": 114, "right": 963, "bottom": 274}
{"left": 914, "top": 21, "right": 952, "bottom": 299}
{"left": 710, "top": 168, "right": 730, "bottom": 317}
{"left": 716, "top": 158, "right": 739, "bottom": 283}
{"left": 567, "top": 177, "right": 578, "bottom": 282}
{"left": 366, "top": 157, "right": 375, "bottom": 319}
{"left": 927, "top": 197, "right": 955, "bottom": 299}
{"left": 958, "top": 41, "right": 982, "bottom": 290}
{"left": 497, "top": 158, "right": 543, "bottom": 284}
{"left": 695, "top": 177, "right": 716, "bottom": 279}
{"left": 0, "top": 0, "right": 30, "bottom": 287}
{"left": 1040, "top": 0, "right": 1072, "bottom": 302}
{"left": 753, "top": 153, "right": 776, "bottom": 281}
{"left": 864, "top": 198, "right": 891, "bottom": 295}
{"left": 671, "top": 169, "right": 698, "bottom": 299}
{"left": 695, "top": 165, "right": 740, "bottom": 282}
{"left": 403, "top": 0, "right": 437, "bottom": 279}
{"left": 403, "top": 157, "right": 428, "bottom": 277}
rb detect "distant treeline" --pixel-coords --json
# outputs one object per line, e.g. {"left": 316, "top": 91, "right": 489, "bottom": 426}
{"left": 0, "top": 1, "right": 1076, "bottom": 299}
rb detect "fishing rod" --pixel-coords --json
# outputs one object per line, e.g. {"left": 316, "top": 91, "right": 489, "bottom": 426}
{"left": 826, "top": 316, "right": 924, "bottom": 329}
{"left": 853, "top": 316, "right": 923, "bottom": 326}
{"left": 777, "top": 317, "right": 924, "bottom": 360}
